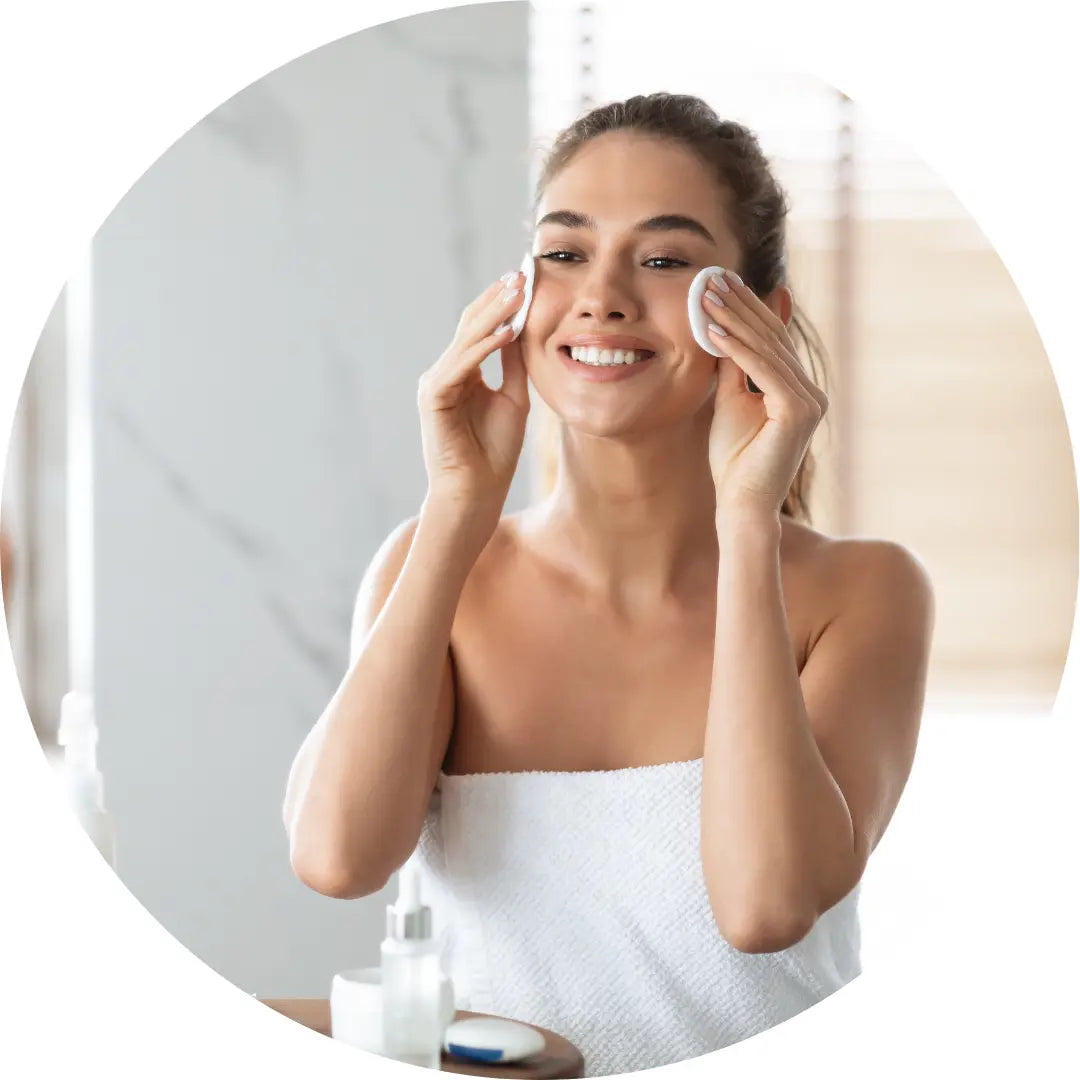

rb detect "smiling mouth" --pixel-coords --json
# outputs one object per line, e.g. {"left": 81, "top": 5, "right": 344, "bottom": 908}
{"left": 559, "top": 345, "right": 656, "bottom": 367}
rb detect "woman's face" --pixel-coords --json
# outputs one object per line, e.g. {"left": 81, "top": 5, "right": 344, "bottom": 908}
{"left": 521, "top": 131, "right": 743, "bottom": 438}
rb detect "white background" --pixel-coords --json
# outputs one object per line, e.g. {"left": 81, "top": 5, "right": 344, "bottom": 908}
{"left": 1, "top": 1, "right": 1077, "bottom": 1078}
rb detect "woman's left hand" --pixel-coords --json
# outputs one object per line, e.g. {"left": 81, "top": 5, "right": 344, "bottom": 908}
{"left": 701, "top": 268, "right": 829, "bottom": 516}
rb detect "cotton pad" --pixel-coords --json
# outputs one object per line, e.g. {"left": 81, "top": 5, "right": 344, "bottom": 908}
{"left": 443, "top": 1016, "right": 546, "bottom": 1064}
{"left": 687, "top": 265, "right": 729, "bottom": 357}
{"left": 687, "top": 264, "right": 760, "bottom": 393}
{"left": 508, "top": 251, "right": 536, "bottom": 339}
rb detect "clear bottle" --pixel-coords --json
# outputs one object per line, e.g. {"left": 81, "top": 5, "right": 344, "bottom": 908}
{"left": 56, "top": 691, "right": 116, "bottom": 868}
{"left": 380, "top": 862, "right": 443, "bottom": 1069}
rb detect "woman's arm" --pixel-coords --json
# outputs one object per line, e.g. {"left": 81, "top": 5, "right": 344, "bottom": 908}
{"left": 284, "top": 269, "right": 530, "bottom": 900}
{"left": 283, "top": 498, "right": 487, "bottom": 899}
{"left": 700, "top": 504, "right": 935, "bottom": 953}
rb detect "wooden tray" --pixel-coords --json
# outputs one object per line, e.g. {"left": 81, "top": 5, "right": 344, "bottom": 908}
{"left": 260, "top": 998, "right": 584, "bottom": 1078}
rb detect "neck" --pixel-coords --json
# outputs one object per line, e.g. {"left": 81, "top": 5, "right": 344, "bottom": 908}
{"left": 541, "top": 414, "right": 721, "bottom": 613}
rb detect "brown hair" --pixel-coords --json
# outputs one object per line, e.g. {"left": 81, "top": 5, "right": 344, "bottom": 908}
{"left": 532, "top": 92, "right": 830, "bottom": 524}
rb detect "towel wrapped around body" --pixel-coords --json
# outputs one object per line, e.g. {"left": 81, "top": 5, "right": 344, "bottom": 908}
{"left": 412, "top": 757, "right": 860, "bottom": 1077}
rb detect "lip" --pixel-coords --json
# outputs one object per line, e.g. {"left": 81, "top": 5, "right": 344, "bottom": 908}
{"left": 560, "top": 334, "right": 657, "bottom": 352}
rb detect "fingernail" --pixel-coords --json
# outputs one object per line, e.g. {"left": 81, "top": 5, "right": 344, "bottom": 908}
{"left": 726, "top": 269, "right": 743, "bottom": 287}
{"left": 709, "top": 272, "right": 731, "bottom": 293}
{"left": 500, "top": 271, "right": 518, "bottom": 285}
{"left": 708, "top": 322, "right": 727, "bottom": 337}
{"left": 501, "top": 288, "right": 521, "bottom": 303}
{"left": 704, "top": 289, "right": 725, "bottom": 308}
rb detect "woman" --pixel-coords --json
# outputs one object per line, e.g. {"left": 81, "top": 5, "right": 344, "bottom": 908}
{"left": 283, "top": 93, "right": 935, "bottom": 1075}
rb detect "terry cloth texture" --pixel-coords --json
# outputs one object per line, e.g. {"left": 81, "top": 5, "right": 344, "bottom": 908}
{"left": 411, "top": 757, "right": 861, "bottom": 1077}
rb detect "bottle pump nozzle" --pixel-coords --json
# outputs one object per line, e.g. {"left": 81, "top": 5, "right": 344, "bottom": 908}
{"left": 386, "top": 863, "right": 432, "bottom": 941}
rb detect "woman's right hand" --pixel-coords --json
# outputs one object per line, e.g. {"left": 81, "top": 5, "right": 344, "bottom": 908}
{"left": 418, "top": 271, "right": 531, "bottom": 526}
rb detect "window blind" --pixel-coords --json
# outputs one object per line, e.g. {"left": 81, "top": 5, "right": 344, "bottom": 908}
{"left": 529, "top": 1, "right": 975, "bottom": 223}
{"left": 526, "top": 1, "right": 1076, "bottom": 705}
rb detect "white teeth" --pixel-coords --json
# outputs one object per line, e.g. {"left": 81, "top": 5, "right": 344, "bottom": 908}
{"left": 569, "top": 346, "right": 651, "bottom": 366}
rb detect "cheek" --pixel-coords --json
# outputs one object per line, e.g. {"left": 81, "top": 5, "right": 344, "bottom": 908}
{"left": 646, "top": 283, "right": 699, "bottom": 350}
{"left": 519, "top": 289, "right": 562, "bottom": 352}
{"left": 672, "top": 302, "right": 701, "bottom": 352}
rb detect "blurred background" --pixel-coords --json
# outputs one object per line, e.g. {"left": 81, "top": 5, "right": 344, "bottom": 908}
{"left": 1, "top": 1, "right": 1075, "bottom": 999}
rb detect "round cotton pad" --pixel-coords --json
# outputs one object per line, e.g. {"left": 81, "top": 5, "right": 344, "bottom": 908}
{"left": 443, "top": 1017, "right": 546, "bottom": 1064}
{"left": 688, "top": 264, "right": 760, "bottom": 393}
{"left": 687, "top": 265, "right": 728, "bottom": 357}
{"left": 508, "top": 251, "right": 535, "bottom": 339}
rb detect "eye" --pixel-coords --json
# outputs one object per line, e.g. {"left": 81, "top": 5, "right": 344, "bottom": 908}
{"left": 643, "top": 256, "right": 690, "bottom": 269}
{"left": 537, "top": 250, "right": 690, "bottom": 269}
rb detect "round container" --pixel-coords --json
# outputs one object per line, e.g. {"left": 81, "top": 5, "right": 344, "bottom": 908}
{"left": 330, "top": 966, "right": 455, "bottom": 1057}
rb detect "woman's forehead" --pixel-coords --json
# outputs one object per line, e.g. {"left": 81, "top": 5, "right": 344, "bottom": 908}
{"left": 537, "top": 135, "right": 727, "bottom": 235}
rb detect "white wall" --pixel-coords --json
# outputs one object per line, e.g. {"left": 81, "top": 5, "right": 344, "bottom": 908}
{"left": 91, "top": 4, "right": 530, "bottom": 998}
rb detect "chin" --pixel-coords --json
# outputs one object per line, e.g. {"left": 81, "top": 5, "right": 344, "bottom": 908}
{"left": 534, "top": 387, "right": 678, "bottom": 442}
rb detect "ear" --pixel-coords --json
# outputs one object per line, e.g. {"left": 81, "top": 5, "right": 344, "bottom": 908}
{"left": 763, "top": 284, "right": 794, "bottom": 327}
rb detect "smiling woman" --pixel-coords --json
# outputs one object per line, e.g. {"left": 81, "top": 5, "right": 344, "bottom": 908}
{"left": 283, "top": 92, "right": 935, "bottom": 1076}
{"left": 525, "top": 107, "right": 830, "bottom": 521}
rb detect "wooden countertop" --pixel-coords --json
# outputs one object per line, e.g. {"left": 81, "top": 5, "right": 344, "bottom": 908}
{"left": 260, "top": 998, "right": 584, "bottom": 1078}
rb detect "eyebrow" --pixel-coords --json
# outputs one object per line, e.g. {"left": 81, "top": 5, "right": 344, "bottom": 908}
{"left": 535, "top": 209, "right": 716, "bottom": 245}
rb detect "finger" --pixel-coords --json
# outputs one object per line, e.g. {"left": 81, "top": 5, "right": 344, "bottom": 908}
{"left": 713, "top": 269, "right": 799, "bottom": 354}
{"left": 707, "top": 324, "right": 821, "bottom": 421}
{"left": 702, "top": 288, "right": 824, "bottom": 406}
{"left": 497, "top": 335, "right": 530, "bottom": 412}
{"left": 437, "top": 284, "right": 524, "bottom": 388}
{"left": 723, "top": 282, "right": 827, "bottom": 411}
{"left": 703, "top": 290, "right": 801, "bottom": 390}
{"left": 476, "top": 271, "right": 524, "bottom": 325}
{"left": 423, "top": 323, "right": 515, "bottom": 408}
{"left": 449, "top": 320, "right": 517, "bottom": 388}
{"left": 460, "top": 278, "right": 525, "bottom": 351}
{"left": 456, "top": 271, "right": 522, "bottom": 334}
{"left": 709, "top": 272, "right": 815, "bottom": 402}
{"left": 425, "top": 272, "right": 523, "bottom": 406}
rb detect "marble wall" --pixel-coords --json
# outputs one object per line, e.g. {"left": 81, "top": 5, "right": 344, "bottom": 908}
{"left": 92, "top": 4, "right": 531, "bottom": 997}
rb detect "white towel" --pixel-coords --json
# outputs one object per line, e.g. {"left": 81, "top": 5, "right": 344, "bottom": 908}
{"left": 413, "top": 758, "right": 860, "bottom": 1077}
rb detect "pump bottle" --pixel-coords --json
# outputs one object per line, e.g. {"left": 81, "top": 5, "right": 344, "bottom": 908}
{"left": 380, "top": 861, "right": 444, "bottom": 1069}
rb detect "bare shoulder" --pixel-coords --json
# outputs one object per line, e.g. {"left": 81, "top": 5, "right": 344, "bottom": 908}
{"left": 356, "top": 515, "right": 423, "bottom": 600}
{"left": 349, "top": 514, "right": 424, "bottom": 663}
{"left": 826, "top": 533, "right": 933, "bottom": 606}
{"left": 781, "top": 517, "right": 934, "bottom": 633}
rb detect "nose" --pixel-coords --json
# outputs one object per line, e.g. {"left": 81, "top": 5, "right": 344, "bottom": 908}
{"left": 569, "top": 257, "right": 641, "bottom": 324}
